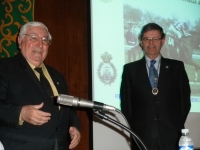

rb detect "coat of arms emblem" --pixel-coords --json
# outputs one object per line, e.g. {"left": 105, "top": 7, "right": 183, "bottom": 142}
{"left": 97, "top": 52, "right": 117, "bottom": 85}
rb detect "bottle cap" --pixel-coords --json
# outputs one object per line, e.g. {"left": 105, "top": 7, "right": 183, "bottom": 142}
{"left": 181, "top": 129, "right": 189, "bottom": 134}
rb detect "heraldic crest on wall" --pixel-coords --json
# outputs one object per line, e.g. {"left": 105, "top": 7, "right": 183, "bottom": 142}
{"left": 97, "top": 52, "right": 117, "bottom": 85}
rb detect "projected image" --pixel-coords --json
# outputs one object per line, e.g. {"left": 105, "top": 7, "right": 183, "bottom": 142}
{"left": 91, "top": 1, "right": 200, "bottom": 148}
{"left": 123, "top": 0, "right": 200, "bottom": 111}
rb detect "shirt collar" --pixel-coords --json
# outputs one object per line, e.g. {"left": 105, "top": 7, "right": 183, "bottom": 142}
{"left": 145, "top": 55, "right": 161, "bottom": 66}
{"left": 26, "top": 60, "right": 45, "bottom": 70}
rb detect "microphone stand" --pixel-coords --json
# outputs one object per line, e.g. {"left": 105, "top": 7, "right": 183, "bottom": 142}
{"left": 93, "top": 110, "right": 148, "bottom": 150}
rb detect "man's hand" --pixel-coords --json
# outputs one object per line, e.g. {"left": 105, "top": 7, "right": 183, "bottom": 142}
{"left": 20, "top": 102, "right": 51, "bottom": 125}
{"left": 69, "top": 127, "right": 81, "bottom": 149}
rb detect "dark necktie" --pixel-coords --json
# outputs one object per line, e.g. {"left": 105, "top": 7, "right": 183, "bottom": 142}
{"left": 149, "top": 60, "right": 158, "bottom": 88}
{"left": 35, "top": 67, "right": 54, "bottom": 98}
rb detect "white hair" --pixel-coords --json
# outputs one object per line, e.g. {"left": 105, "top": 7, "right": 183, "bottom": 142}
{"left": 19, "top": 21, "right": 52, "bottom": 41}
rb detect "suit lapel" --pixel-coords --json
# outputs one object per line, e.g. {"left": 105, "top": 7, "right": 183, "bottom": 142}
{"left": 45, "top": 66, "right": 63, "bottom": 94}
{"left": 45, "top": 66, "right": 63, "bottom": 114}
{"left": 158, "top": 57, "right": 170, "bottom": 88}
{"left": 16, "top": 53, "right": 52, "bottom": 100}
{"left": 138, "top": 57, "right": 153, "bottom": 91}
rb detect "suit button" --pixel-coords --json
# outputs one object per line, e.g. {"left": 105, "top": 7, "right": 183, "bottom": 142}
{"left": 50, "top": 145, "right": 54, "bottom": 149}
{"left": 56, "top": 127, "right": 59, "bottom": 131}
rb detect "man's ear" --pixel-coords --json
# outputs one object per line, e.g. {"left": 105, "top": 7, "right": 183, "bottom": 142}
{"left": 18, "top": 36, "right": 22, "bottom": 48}
{"left": 18, "top": 36, "right": 21, "bottom": 44}
{"left": 17, "top": 36, "right": 22, "bottom": 48}
{"left": 139, "top": 41, "right": 143, "bottom": 48}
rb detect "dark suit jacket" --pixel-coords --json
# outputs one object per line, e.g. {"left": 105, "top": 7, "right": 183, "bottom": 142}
{"left": 120, "top": 56, "right": 191, "bottom": 150}
{"left": 0, "top": 53, "right": 80, "bottom": 150}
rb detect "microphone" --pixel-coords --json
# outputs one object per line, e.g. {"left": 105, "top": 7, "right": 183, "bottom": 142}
{"left": 57, "top": 94, "right": 116, "bottom": 111}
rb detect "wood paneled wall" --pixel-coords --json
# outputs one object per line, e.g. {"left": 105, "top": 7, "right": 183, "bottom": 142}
{"left": 34, "top": 1, "right": 91, "bottom": 150}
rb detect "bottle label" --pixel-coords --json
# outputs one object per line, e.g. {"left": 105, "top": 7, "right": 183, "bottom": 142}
{"left": 179, "top": 146, "right": 194, "bottom": 150}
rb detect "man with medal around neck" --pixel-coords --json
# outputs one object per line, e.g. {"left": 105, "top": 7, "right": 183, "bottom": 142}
{"left": 120, "top": 23, "right": 191, "bottom": 150}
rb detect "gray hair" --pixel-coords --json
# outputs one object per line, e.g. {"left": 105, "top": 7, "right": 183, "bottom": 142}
{"left": 19, "top": 21, "right": 52, "bottom": 41}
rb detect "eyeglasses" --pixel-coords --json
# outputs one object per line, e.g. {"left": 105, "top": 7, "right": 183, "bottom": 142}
{"left": 141, "top": 37, "right": 162, "bottom": 43}
{"left": 24, "top": 33, "right": 51, "bottom": 46}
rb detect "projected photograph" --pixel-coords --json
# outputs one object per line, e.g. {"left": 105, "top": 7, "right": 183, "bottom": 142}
{"left": 123, "top": 0, "right": 200, "bottom": 111}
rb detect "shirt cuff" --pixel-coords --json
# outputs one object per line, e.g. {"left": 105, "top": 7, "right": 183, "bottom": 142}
{"left": 19, "top": 115, "right": 24, "bottom": 125}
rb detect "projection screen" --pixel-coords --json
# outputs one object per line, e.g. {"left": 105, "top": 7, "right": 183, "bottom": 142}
{"left": 91, "top": 0, "right": 200, "bottom": 149}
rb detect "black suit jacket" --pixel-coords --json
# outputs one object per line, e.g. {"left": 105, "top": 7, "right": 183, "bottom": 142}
{"left": 0, "top": 53, "right": 80, "bottom": 150}
{"left": 120, "top": 56, "right": 191, "bottom": 150}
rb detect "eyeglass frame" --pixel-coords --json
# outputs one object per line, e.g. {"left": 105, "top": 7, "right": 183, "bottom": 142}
{"left": 24, "top": 33, "right": 51, "bottom": 45}
{"left": 141, "top": 37, "right": 163, "bottom": 43}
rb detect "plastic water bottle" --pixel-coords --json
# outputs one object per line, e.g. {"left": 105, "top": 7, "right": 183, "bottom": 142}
{"left": 0, "top": 141, "right": 4, "bottom": 150}
{"left": 179, "top": 129, "right": 194, "bottom": 150}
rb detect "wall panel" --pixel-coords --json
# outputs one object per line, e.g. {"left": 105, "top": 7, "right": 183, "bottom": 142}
{"left": 34, "top": 1, "right": 90, "bottom": 150}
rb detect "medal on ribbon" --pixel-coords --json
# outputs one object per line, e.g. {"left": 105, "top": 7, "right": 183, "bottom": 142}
{"left": 152, "top": 77, "right": 158, "bottom": 95}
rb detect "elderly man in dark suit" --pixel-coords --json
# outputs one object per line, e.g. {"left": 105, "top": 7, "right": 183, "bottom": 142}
{"left": 0, "top": 21, "right": 80, "bottom": 150}
{"left": 120, "top": 23, "right": 191, "bottom": 150}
